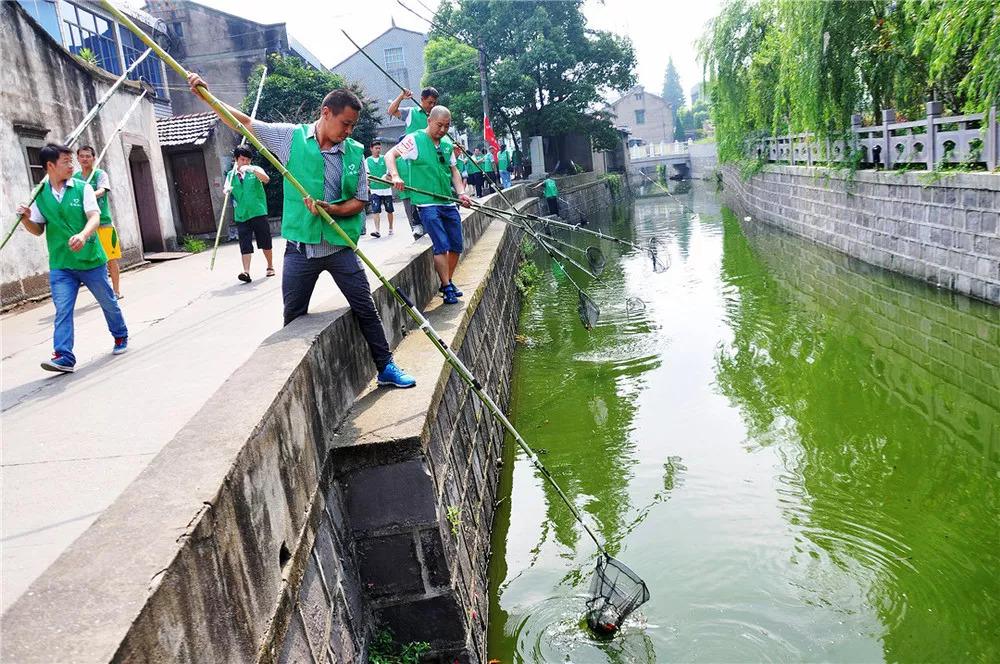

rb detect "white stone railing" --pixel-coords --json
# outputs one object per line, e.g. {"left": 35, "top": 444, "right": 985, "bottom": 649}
{"left": 629, "top": 140, "right": 690, "bottom": 160}
{"left": 749, "top": 103, "right": 999, "bottom": 171}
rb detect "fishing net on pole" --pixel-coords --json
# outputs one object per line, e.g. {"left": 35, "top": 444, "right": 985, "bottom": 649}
{"left": 578, "top": 290, "right": 601, "bottom": 329}
{"left": 648, "top": 238, "right": 671, "bottom": 273}
{"left": 586, "top": 554, "right": 651, "bottom": 635}
{"left": 586, "top": 246, "right": 607, "bottom": 275}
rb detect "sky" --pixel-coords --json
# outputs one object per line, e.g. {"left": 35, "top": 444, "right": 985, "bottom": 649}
{"left": 144, "top": 0, "right": 722, "bottom": 106}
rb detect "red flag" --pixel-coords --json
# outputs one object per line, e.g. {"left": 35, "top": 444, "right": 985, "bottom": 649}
{"left": 483, "top": 114, "right": 500, "bottom": 168}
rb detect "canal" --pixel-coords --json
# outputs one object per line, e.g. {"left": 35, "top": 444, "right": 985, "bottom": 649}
{"left": 487, "top": 182, "right": 999, "bottom": 662}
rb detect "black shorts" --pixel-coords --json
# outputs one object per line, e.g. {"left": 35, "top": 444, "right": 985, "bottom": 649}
{"left": 370, "top": 193, "right": 394, "bottom": 214}
{"left": 237, "top": 216, "right": 272, "bottom": 253}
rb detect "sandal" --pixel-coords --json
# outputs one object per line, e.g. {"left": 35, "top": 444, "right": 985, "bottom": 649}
{"left": 266, "top": 268, "right": 275, "bottom": 277}
{"left": 238, "top": 272, "right": 252, "bottom": 283}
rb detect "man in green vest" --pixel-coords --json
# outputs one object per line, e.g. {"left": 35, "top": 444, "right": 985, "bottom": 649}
{"left": 387, "top": 87, "right": 439, "bottom": 241}
{"left": 469, "top": 147, "right": 485, "bottom": 197}
{"left": 224, "top": 145, "right": 274, "bottom": 282}
{"left": 186, "top": 73, "right": 415, "bottom": 388}
{"left": 16, "top": 143, "right": 129, "bottom": 373}
{"left": 365, "top": 141, "right": 393, "bottom": 238}
{"left": 543, "top": 175, "right": 560, "bottom": 215}
{"left": 455, "top": 145, "right": 470, "bottom": 195}
{"left": 498, "top": 143, "right": 512, "bottom": 189}
{"left": 74, "top": 145, "right": 123, "bottom": 299}
{"left": 385, "top": 106, "right": 472, "bottom": 305}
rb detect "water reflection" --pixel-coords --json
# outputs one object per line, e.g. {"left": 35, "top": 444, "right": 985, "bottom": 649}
{"left": 715, "top": 210, "right": 1000, "bottom": 661}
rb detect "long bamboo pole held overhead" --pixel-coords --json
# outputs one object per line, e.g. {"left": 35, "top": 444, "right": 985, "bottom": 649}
{"left": 100, "top": 0, "right": 607, "bottom": 556}
{"left": 0, "top": 47, "right": 152, "bottom": 251}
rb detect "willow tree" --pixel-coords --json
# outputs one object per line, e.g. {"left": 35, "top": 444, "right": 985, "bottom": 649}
{"left": 700, "top": 0, "right": 997, "bottom": 163}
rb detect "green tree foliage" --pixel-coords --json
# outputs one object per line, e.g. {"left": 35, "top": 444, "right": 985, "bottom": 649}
{"left": 661, "top": 57, "right": 686, "bottom": 139}
{"left": 676, "top": 97, "right": 712, "bottom": 139}
{"left": 241, "top": 54, "right": 380, "bottom": 213}
{"left": 423, "top": 36, "right": 482, "bottom": 133}
{"left": 430, "top": 0, "right": 636, "bottom": 155}
{"left": 700, "top": 0, "right": 999, "bottom": 163}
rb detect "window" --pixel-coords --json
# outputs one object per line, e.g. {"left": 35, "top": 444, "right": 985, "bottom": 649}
{"left": 17, "top": 0, "right": 61, "bottom": 41}
{"left": 384, "top": 47, "right": 405, "bottom": 70}
{"left": 635, "top": 92, "right": 643, "bottom": 101}
{"left": 60, "top": 1, "right": 121, "bottom": 74}
{"left": 121, "top": 28, "right": 166, "bottom": 97}
{"left": 16, "top": 131, "right": 49, "bottom": 186}
{"left": 635, "top": 109, "right": 646, "bottom": 125}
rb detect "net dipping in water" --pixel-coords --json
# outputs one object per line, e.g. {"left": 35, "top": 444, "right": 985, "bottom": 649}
{"left": 586, "top": 554, "right": 651, "bottom": 635}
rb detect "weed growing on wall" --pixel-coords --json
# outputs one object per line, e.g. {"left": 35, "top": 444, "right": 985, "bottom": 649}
{"left": 182, "top": 235, "right": 207, "bottom": 253}
{"left": 368, "top": 629, "right": 430, "bottom": 664}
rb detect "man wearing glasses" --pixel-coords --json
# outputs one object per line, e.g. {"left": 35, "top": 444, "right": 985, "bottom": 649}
{"left": 385, "top": 106, "right": 472, "bottom": 305}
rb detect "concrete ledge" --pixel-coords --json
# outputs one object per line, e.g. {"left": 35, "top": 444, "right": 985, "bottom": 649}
{"left": 0, "top": 187, "right": 526, "bottom": 662}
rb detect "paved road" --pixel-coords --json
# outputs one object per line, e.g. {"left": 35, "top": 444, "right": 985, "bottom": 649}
{"left": 0, "top": 231, "right": 423, "bottom": 611}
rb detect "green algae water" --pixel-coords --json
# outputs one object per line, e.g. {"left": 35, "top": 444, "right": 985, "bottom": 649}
{"left": 487, "top": 182, "right": 1000, "bottom": 663}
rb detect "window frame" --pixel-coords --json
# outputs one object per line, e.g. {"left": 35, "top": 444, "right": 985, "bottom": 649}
{"left": 58, "top": 0, "right": 122, "bottom": 75}
{"left": 635, "top": 109, "right": 646, "bottom": 125}
{"left": 17, "top": 132, "right": 49, "bottom": 187}
{"left": 384, "top": 46, "right": 405, "bottom": 70}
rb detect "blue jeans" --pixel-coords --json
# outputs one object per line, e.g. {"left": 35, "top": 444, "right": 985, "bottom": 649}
{"left": 50, "top": 265, "right": 128, "bottom": 365}
{"left": 417, "top": 205, "right": 464, "bottom": 255}
{"left": 282, "top": 243, "right": 393, "bottom": 371}
{"left": 500, "top": 170, "right": 512, "bottom": 189}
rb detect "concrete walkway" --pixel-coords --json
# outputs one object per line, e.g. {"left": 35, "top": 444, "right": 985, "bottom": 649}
{"left": 0, "top": 229, "right": 428, "bottom": 612}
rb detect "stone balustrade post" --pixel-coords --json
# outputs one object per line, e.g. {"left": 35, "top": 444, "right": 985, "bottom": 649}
{"left": 850, "top": 113, "right": 862, "bottom": 164}
{"left": 926, "top": 100, "right": 942, "bottom": 170}
{"left": 882, "top": 109, "right": 896, "bottom": 170}
{"left": 989, "top": 106, "right": 998, "bottom": 172}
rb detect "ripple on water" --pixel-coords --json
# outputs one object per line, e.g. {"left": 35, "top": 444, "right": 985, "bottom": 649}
{"left": 501, "top": 594, "right": 658, "bottom": 664}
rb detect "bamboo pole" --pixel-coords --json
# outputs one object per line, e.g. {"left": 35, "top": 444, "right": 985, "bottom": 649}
{"left": 209, "top": 65, "right": 268, "bottom": 270}
{"left": 1, "top": 48, "right": 152, "bottom": 250}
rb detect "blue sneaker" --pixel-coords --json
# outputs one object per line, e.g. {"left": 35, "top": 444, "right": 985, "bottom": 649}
{"left": 41, "top": 353, "right": 75, "bottom": 373}
{"left": 377, "top": 362, "right": 416, "bottom": 388}
{"left": 439, "top": 282, "right": 463, "bottom": 298}
{"left": 113, "top": 337, "right": 128, "bottom": 355}
{"left": 442, "top": 284, "right": 459, "bottom": 305}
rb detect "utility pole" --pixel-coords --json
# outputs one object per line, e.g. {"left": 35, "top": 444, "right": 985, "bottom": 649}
{"left": 477, "top": 37, "right": 491, "bottom": 131}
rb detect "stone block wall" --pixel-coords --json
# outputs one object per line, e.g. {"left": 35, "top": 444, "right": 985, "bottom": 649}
{"left": 723, "top": 164, "right": 1000, "bottom": 304}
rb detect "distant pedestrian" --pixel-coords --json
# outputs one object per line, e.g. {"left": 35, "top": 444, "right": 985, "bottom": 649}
{"left": 455, "top": 145, "right": 470, "bottom": 195}
{"left": 511, "top": 145, "right": 523, "bottom": 180}
{"left": 543, "top": 175, "right": 559, "bottom": 215}
{"left": 186, "top": 73, "right": 416, "bottom": 388}
{"left": 498, "top": 143, "right": 512, "bottom": 189}
{"left": 388, "top": 86, "right": 439, "bottom": 241}
{"left": 386, "top": 106, "right": 472, "bottom": 305}
{"left": 470, "top": 147, "right": 486, "bottom": 197}
{"left": 17, "top": 143, "right": 128, "bottom": 372}
{"left": 224, "top": 145, "right": 274, "bottom": 282}
{"left": 74, "top": 145, "right": 122, "bottom": 299}
{"left": 365, "top": 141, "right": 394, "bottom": 237}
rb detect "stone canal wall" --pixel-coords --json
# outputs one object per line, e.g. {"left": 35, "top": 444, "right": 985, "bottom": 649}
{"left": 1, "top": 175, "right": 621, "bottom": 663}
{"left": 722, "top": 164, "right": 1000, "bottom": 305}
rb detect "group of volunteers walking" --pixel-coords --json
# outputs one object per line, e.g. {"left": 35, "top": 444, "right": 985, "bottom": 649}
{"left": 15, "top": 62, "right": 530, "bottom": 394}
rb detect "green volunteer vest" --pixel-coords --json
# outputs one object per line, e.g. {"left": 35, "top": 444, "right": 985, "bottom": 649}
{"left": 457, "top": 155, "right": 469, "bottom": 174}
{"left": 281, "top": 125, "right": 365, "bottom": 246}
{"left": 229, "top": 168, "right": 269, "bottom": 222}
{"left": 365, "top": 155, "right": 388, "bottom": 181}
{"left": 405, "top": 107, "right": 428, "bottom": 132}
{"left": 73, "top": 169, "right": 112, "bottom": 225}
{"left": 36, "top": 179, "right": 107, "bottom": 271}
{"left": 399, "top": 109, "right": 427, "bottom": 201}
{"left": 498, "top": 150, "right": 510, "bottom": 171}
{"left": 406, "top": 131, "right": 455, "bottom": 205}
{"left": 543, "top": 178, "right": 558, "bottom": 198}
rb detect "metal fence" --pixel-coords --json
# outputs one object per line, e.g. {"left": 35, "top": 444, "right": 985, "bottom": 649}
{"left": 749, "top": 102, "right": 999, "bottom": 171}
